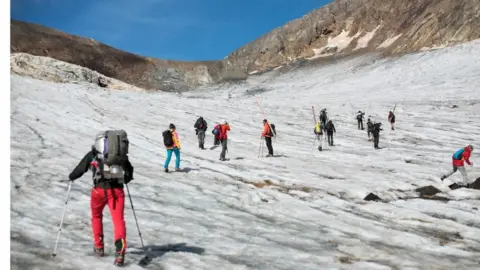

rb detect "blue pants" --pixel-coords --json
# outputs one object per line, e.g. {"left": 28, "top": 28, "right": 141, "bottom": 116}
{"left": 164, "top": 147, "right": 180, "bottom": 169}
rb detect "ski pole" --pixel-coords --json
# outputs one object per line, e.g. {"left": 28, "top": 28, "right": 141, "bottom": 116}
{"left": 125, "top": 184, "right": 145, "bottom": 249}
{"left": 52, "top": 181, "right": 73, "bottom": 258}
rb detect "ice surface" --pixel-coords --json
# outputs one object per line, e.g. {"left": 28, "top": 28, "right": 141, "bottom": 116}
{"left": 10, "top": 39, "right": 480, "bottom": 269}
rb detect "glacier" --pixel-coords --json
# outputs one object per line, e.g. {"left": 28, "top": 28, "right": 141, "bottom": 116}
{"left": 10, "top": 39, "right": 480, "bottom": 270}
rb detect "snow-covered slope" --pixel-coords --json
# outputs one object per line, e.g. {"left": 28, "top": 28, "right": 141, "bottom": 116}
{"left": 10, "top": 39, "right": 480, "bottom": 270}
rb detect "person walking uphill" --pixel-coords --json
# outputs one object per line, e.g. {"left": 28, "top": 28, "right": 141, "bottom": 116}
{"left": 356, "top": 111, "right": 365, "bottom": 130}
{"left": 388, "top": 111, "right": 395, "bottom": 130}
{"left": 212, "top": 124, "right": 221, "bottom": 146}
{"left": 325, "top": 120, "right": 336, "bottom": 146}
{"left": 366, "top": 118, "right": 373, "bottom": 140}
{"left": 218, "top": 120, "right": 230, "bottom": 161}
{"left": 372, "top": 122, "right": 382, "bottom": 149}
{"left": 441, "top": 145, "right": 474, "bottom": 186}
{"left": 68, "top": 130, "right": 134, "bottom": 266}
{"left": 262, "top": 119, "right": 275, "bottom": 157}
{"left": 194, "top": 117, "right": 208, "bottom": 149}
{"left": 162, "top": 124, "right": 182, "bottom": 172}
{"left": 319, "top": 109, "right": 328, "bottom": 132}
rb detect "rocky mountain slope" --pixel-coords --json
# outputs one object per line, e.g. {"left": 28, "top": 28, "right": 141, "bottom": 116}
{"left": 11, "top": 0, "right": 480, "bottom": 90}
{"left": 225, "top": 0, "right": 480, "bottom": 73}
{"left": 11, "top": 19, "right": 244, "bottom": 92}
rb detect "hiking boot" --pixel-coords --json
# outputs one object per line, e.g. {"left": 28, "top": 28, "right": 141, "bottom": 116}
{"left": 266, "top": 154, "right": 273, "bottom": 157}
{"left": 164, "top": 168, "right": 169, "bottom": 173}
{"left": 93, "top": 246, "right": 105, "bottom": 257}
{"left": 113, "top": 252, "right": 125, "bottom": 266}
{"left": 113, "top": 239, "right": 126, "bottom": 266}
{"left": 175, "top": 168, "right": 182, "bottom": 172}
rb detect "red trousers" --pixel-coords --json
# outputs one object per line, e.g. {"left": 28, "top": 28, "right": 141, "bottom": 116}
{"left": 90, "top": 187, "right": 127, "bottom": 253}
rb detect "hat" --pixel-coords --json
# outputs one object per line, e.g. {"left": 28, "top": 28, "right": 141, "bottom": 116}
{"left": 169, "top": 123, "right": 176, "bottom": 129}
{"left": 468, "top": 144, "right": 474, "bottom": 150}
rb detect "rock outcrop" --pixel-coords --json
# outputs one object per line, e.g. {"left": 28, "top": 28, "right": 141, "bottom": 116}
{"left": 10, "top": 53, "right": 145, "bottom": 92}
{"left": 11, "top": 0, "right": 480, "bottom": 89}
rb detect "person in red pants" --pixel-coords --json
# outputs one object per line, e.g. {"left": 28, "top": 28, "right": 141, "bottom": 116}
{"left": 68, "top": 144, "right": 134, "bottom": 266}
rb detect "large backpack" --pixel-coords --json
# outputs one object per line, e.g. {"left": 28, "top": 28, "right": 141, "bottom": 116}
{"left": 163, "top": 130, "right": 174, "bottom": 147}
{"left": 326, "top": 121, "right": 333, "bottom": 131}
{"left": 94, "top": 130, "right": 129, "bottom": 180}
{"left": 268, "top": 123, "right": 276, "bottom": 137}
{"left": 357, "top": 114, "right": 363, "bottom": 120}
{"left": 453, "top": 148, "right": 465, "bottom": 160}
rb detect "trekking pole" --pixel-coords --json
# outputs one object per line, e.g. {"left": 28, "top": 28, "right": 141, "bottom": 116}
{"left": 125, "top": 184, "right": 145, "bottom": 249}
{"left": 52, "top": 181, "right": 73, "bottom": 258}
{"left": 258, "top": 137, "right": 262, "bottom": 158}
{"left": 261, "top": 138, "right": 264, "bottom": 158}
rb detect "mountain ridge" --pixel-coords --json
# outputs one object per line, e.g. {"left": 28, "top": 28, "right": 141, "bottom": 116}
{"left": 10, "top": 0, "right": 480, "bottom": 90}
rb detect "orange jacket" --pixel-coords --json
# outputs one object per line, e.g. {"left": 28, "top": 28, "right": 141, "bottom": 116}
{"left": 218, "top": 124, "right": 230, "bottom": 140}
{"left": 262, "top": 123, "right": 271, "bottom": 137}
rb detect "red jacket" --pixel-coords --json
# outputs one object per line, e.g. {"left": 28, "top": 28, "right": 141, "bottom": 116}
{"left": 452, "top": 146, "right": 472, "bottom": 167}
{"left": 218, "top": 124, "right": 230, "bottom": 140}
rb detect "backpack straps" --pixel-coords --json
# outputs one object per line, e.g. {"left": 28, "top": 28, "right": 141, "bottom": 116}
{"left": 104, "top": 131, "right": 109, "bottom": 158}
{"left": 116, "top": 134, "right": 121, "bottom": 155}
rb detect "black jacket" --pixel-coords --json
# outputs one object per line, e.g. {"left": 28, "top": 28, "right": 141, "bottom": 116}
{"left": 194, "top": 118, "right": 208, "bottom": 132}
{"left": 69, "top": 150, "right": 134, "bottom": 189}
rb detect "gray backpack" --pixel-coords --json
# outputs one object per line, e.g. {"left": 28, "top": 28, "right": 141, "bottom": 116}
{"left": 94, "top": 130, "right": 129, "bottom": 180}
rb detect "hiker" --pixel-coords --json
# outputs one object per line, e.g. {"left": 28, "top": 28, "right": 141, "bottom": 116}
{"left": 441, "top": 145, "right": 474, "bottom": 186}
{"left": 194, "top": 116, "right": 208, "bottom": 149}
{"left": 218, "top": 120, "right": 230, "bottom": 161}
{"left": 372, "top": 122, "right": 382, "bottom": 149}
{"left": 366, "top": 118, "right": 373, "bottom": 139}
{"left": 325, "top": 120, "right": 336, "bottom": 146}
{"left": 68, "top": 130, "right": 134, "bottom": 266}
{"left": 212, "top": 123, "right": 221, "bottom": 146}
{"left": 319, "top": 109, "right": 328, "bottom": 131}
{"left": 356, "top": 111, "right": 365, "bottom": 130}
{"left": 388, "top": 111, "right": 395, "bottom": 130}
{"left": 162, "top": 124, "right": 181, "bottom": 172}
{"left": 261, "top": 119, "right": 274, "bottom": 157}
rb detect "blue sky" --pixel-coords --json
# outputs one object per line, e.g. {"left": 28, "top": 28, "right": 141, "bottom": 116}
{"left": 11, "top": 0, "right": 331, "bottom": 61}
